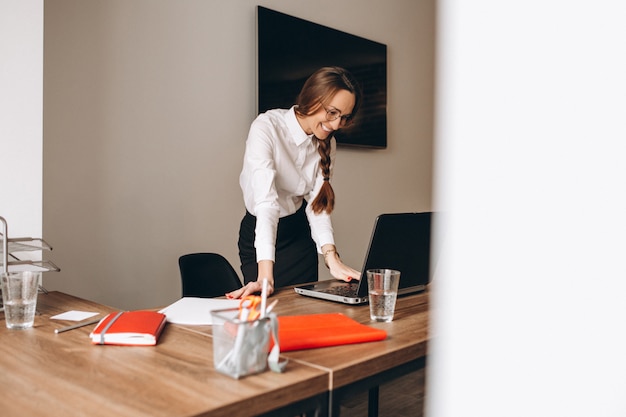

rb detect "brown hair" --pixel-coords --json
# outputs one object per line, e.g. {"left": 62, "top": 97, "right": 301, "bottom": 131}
{"left": 294, "top": 67, "right": 362, "bottom": 214}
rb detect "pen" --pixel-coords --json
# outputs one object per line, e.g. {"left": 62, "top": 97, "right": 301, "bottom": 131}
{"left": 260, "top": 278, "right": 268, "bottom": 317}
{"left": 54, "top": 317, "right": 101, "bottom": 334}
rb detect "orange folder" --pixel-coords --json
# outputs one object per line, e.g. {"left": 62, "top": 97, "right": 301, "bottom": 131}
{"left": 276, "top": 313, "right": 387, "bottom": 351}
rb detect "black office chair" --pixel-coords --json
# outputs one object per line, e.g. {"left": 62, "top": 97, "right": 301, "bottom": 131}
{"left": 178, "top": 253, "right": 242, "bottom": 298}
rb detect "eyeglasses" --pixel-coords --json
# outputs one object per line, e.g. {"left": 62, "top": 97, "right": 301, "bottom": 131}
{"left": 323, "top": 106, "right": 354, "bottom": 126}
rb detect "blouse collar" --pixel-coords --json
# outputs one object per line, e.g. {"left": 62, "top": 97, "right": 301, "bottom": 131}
{"left": 286, "top": 106, "right": 313, "bottom": 146}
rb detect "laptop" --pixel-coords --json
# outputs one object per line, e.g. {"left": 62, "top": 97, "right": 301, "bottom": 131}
{"left": 294, "top": 212, "right": 433, "bottom": 304}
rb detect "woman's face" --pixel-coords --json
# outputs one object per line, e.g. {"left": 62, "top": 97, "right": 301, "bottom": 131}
{"left": 298, "top": 89, "right": 355, "bottom": 139}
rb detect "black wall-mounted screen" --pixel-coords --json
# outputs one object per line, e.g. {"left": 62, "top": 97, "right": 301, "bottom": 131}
{"left": 257, "top": 6, "right": 387, "bottom": 149}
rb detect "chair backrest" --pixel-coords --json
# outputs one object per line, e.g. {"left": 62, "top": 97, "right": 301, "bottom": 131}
{"left": 178, "top": 253, "right": 242, "bottom": 298}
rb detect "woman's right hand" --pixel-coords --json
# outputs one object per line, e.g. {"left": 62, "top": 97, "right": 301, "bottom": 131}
{"left": 226, "top": 279, "right": 274, "bottom": 299}
{"left": 226, "top": 260, "right": 275, "bottom": 299}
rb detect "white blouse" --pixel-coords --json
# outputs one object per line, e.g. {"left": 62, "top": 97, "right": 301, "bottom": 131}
{"left": 239, "top": 106, "right": 336, "bottom": 262}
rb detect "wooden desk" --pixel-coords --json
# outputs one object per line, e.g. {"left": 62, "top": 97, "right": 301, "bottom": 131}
{"left": 0, "top": 292, "right": 328, "bottom": 417}
{"left": 182, "top": 287, "right": 429, "bottom": 416}
{"left": 270, "top": 287, "right": 429, "bottom": 416}
{"left": 0, "top": 288, "right": 428, "bottom": 417}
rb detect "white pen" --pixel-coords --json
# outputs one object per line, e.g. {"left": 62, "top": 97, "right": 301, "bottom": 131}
{"left": 260, "top": 277, "right": 268, "bottom": 317}
{"left": 54, "top": 317, "right": 101, "bottom": 334}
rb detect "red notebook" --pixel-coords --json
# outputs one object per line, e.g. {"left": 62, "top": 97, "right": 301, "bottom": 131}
{"left": 90, "top": 311, "right": 167, "bottom": 346}
{"left": 276, "top": 313, "right": 387, "bottom": 352}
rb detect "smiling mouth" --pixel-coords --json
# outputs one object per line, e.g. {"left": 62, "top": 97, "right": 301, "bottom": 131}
{"left": 321, "top": 123, "right": 333, "bottom": 133}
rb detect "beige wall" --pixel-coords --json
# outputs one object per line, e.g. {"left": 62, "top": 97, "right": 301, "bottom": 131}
{"left": 43, "top": 0, "right": 435, "bottom": 309}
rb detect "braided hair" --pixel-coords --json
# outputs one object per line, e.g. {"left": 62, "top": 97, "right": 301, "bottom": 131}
{"left": 294, "top": 67, "right": 362, "bottom": 214}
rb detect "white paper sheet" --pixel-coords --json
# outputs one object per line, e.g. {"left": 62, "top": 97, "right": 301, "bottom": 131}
{"left": 159, "top": 297, "right": 240, "bottom": 325}
{"left": 51, "top": 311, "right": 100, "bottom": 321}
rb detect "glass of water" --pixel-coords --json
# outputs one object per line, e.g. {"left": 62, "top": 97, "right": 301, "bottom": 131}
{"left": 366, "top": 269, "right": 401, "bottom": 322}
{"left": 1, "top": 271, "right": 40, "bottom": 330}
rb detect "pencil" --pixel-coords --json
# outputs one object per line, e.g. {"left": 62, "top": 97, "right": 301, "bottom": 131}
{"left": 54, "top": 317, "right": 102, "bottom": 334}
{"left": 265, "top": 299, "right": 278, "bottom": 315}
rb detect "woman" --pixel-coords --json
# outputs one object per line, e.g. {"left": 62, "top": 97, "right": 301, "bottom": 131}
{"left": 227, "top": 67, "right": 362, "bottom": 299}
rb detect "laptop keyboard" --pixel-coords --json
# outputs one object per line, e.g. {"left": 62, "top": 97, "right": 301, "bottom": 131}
{"left": 319, "top": 282, "right": 359, "bottom": 297}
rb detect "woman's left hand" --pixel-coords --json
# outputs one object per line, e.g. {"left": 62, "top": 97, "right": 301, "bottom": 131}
{"left": 326, "top": 253, "right": 361, "bottom": 282}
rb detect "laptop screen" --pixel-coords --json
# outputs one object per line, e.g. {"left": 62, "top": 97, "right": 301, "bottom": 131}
{"left": 357, "top": 212, "right": 432, "bottom": 296}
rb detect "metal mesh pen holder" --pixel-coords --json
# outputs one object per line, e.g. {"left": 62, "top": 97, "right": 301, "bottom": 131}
{"left": 211, "top": 308, "right": 272, "bottom": 379}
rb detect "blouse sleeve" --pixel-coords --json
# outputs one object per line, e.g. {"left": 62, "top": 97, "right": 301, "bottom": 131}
{"left": 240, "top": 117, "right": 281, "bottom": 262}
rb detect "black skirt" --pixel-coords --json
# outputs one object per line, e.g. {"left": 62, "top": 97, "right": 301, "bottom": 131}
{"left": 238, "top": 202, "right": 318, "bottom": 287}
